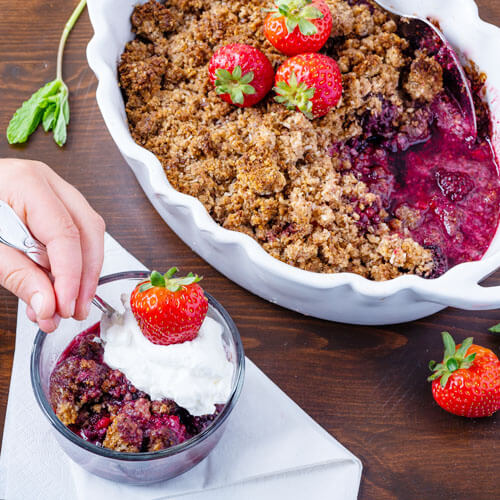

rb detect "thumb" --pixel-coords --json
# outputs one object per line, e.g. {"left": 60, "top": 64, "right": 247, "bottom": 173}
{"left": 0, "top": 245, "right": 58, "bottom": 331}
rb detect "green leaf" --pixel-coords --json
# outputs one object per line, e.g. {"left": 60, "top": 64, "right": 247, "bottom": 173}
{"left": 465, "top": 352, "right": 476, "bottom": 363}
{"left": 455, "top": 337, "right": 473, "bottom": 358}
{"left": 232, "top": 89, "right": 244, "bottom": 105}
{"left": 301, "top": 5, "right": 324, "bottom": 20}
{"left": 298, "top": 18, "right": 318, "bottom": 36}
{"left": 304, "top": 87, "right": 315, "bottom": 99}
{"left": 446, "top": 358, "right": 459, "bottom": 372}
{"left": 6, "top": 79, "right": 61, "bottom": 144}
{"left": 240, "top": 84, "right": 256, "bottom": 95}
{"left": 232, "top": 65, "right": 242, "bottom": 80}
{"left": 53, "top": 102, "right": 67, "bottom": 147}
{"left": 138, "top": 282, "right": 153, "bottom": 293}
{"left": 62, "top": 94, "right": 70, "bottom": 124}
{"left": 300, "top": 106, "right": 314, "bottom": 120}
{"left": 427, "top": 371, "right": 442, "bottom": 382}
{"left": 489, "top": 323, "right": 500, "bottom": 333}
{"left": 166, "top": 283, "right": 182, "bottom": 292}
{"left": 42, "top": 103, "right": 57, "bottom": 132}
{"left": 440, "top": 372, "right": 452, "bottom": 388}
{"left": 285, "top": 17, "right": 299, "bottom": 34}
{"left": 441, "top": 332, "right": 456, "bottom": 358}
{"left": 278, "top": 4, "right": 289, "bottom": 16}
{"left": 173, "top": 276, "right": 199, "bottom": 286}
{"left": 276, "top": 81, "right": 290, "bottom": 91}
{"left": 215, "top": 68, "right": 232, "bottom": 82}
{"left": 240, "top": 71, "right": 254, "bottom": 85}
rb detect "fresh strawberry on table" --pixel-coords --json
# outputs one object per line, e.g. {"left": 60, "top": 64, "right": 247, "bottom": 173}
{"left": 274, "top": 53, "right": 342, "bottom": 119}
{"left": 264, "top": 0, "right": 333, "bottom": 56}
{"left": 209, "top": 44, "right": 274, "bottom": 107}
{"left": 428, "top": 332, "right": 500, "bottom": 417}
{"left": 130, "top": 268, "right": 208, "bottom": 346}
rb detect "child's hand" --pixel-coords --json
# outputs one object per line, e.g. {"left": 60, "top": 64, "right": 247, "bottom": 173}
{"left": 0, "top": 159, "right": 105, "bottom": 332}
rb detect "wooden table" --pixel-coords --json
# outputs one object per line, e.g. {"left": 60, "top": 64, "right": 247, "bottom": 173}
{"left": 0, "top": 1, "right": 498, "bottom": 498}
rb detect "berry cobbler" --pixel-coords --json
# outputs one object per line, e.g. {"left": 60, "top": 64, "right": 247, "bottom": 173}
{"left": 118, "top": 0, "right": 500, "bottom": 280}
{"left": 49, "top": 270, "right": 233, "bottom": 453}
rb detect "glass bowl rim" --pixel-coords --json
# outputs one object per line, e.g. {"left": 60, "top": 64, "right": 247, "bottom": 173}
{"left": 30, "top": 270, "right": 245, "bottom": 461}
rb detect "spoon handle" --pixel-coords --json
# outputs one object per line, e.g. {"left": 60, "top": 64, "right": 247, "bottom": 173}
{"left": 0, "top": 200, "right": 114, "bottom": 317}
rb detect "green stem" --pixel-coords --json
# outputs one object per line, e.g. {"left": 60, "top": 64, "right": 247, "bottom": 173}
{"left": 56, "top": 0, "right": 87, "bottom": 82}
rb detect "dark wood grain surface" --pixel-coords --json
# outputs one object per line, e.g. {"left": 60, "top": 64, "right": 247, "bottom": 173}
{"left": 0, "top": 1, "right": 499, "bottom": 498}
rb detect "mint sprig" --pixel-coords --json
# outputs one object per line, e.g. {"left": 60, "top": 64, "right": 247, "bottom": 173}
{"left": 6, "top": 0, "right": 87, "bottom": 147}
{"left": 489, "top": 323, "right": 500, "bottom": 334}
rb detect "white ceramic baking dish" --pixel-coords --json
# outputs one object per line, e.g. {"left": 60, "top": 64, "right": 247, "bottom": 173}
{"left": 87, "top": 0, "right": 500, "bottom": 325}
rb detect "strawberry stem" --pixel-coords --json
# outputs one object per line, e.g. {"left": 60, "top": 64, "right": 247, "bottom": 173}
{"left": 150, "top": 271, "right": 166, "bottom": 288}
{"left": 268, "top": 0, "right": 323, "bottom": 36}
{"left": 428, "top": 332, "right": 477, "bottom": 388}
{"left": 214, "top": 65, "right": 256, "bottom": 105}
{"left": 138, "top": 269, "right": 203, "bottom": 294}
{"left": 274, "top": 72, "right": 315, "bottom": 119}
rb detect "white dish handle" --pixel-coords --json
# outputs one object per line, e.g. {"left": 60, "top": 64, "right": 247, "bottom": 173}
{"left": 425, "top": 282, "right": 500, "bottom": 310}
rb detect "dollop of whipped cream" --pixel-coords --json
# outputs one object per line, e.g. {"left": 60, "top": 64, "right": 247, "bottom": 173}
{"left": 100, "top": 297, "right": 233, "bottom": 416}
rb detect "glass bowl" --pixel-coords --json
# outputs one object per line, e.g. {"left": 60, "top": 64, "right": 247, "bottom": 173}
{"left": 31, "top": 270, "right": 245, "bottom": 485}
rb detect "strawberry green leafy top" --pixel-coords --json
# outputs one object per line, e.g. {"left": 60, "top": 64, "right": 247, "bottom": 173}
{"left": 139, "top": 268, "right": 203, "bottom": 293}
{"left": 275, "top": 72, "right": 316, "bottom": 119}
{"left": 214, "top": 66, "right": 256, "bottom": 105}
{"left": 265, "top": 0, "right": 324, "bottom": 36}
{"left": 428, "top": 332, "right": 477, "bottom": 388}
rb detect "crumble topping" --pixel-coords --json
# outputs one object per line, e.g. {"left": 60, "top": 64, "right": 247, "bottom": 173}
{"left": 50, "top": 326, "right": 223, "bottom": 453}
{"left": 118, "top": 0, "right": 459, "bottom": 280}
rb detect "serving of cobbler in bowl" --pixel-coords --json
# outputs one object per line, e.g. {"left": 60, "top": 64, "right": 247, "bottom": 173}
{"left": 31, "top": 271, "right": 245, "bottom": 484}
{"left": 87, "top": 0, "right": 500, "bottom": 324}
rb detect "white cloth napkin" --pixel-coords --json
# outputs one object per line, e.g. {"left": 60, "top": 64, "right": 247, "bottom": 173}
{"left": 0, "top": 234, "right": 362, "bottom": 500}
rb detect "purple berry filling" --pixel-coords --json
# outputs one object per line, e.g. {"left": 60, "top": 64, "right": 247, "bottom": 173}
{"left": 327, "top": 26, "right": 500, "bottom": 277}
{"left": 50, "top": 324, "right": 224, "bottom": 452}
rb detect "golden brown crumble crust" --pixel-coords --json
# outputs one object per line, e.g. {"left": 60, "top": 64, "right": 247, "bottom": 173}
{"left": 119, "top": 0, "right": 440, "bottom": 280}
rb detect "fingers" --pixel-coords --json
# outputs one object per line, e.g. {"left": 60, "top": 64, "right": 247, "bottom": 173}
{"left": 1, "top": 161, "right": 82, "bottom": 318}
{"left": 20, "top": 178, "right": 83, "bottom": 319}
{"left": 46, "top": 173, "right": 105, "bottom": 320}
{"left": 0, "top": 160, "right": 105, "bottom": 324}
{"left": 0, "top": 245, "right": 60, "bottom": 332}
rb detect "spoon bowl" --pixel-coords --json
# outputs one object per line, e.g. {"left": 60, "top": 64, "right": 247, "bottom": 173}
{"left": 373, "top": 0, "right": 477, "bottom": 140}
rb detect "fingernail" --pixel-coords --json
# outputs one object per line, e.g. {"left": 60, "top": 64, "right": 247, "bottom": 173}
{"left": 69, "top": 299, "right": 76, "bottom": 317}
{"left": 30, "top": 292, "right": 44, "bottom": 317}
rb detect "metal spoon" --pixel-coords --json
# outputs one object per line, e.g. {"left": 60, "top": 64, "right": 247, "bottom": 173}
{"left": 373, "top": 0, "right": 477, "bottom": 139}
{"left": 0, "top": 200, "right": 116, "bottom": 318}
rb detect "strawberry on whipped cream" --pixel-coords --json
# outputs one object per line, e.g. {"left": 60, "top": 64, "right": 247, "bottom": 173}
{"left": 100, "top": 295, "right": 233, "bottom": 416}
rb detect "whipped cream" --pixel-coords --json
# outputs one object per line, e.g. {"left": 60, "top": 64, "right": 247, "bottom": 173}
{"left": 100, "top": 299, "right": 233, "bottom": 416}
